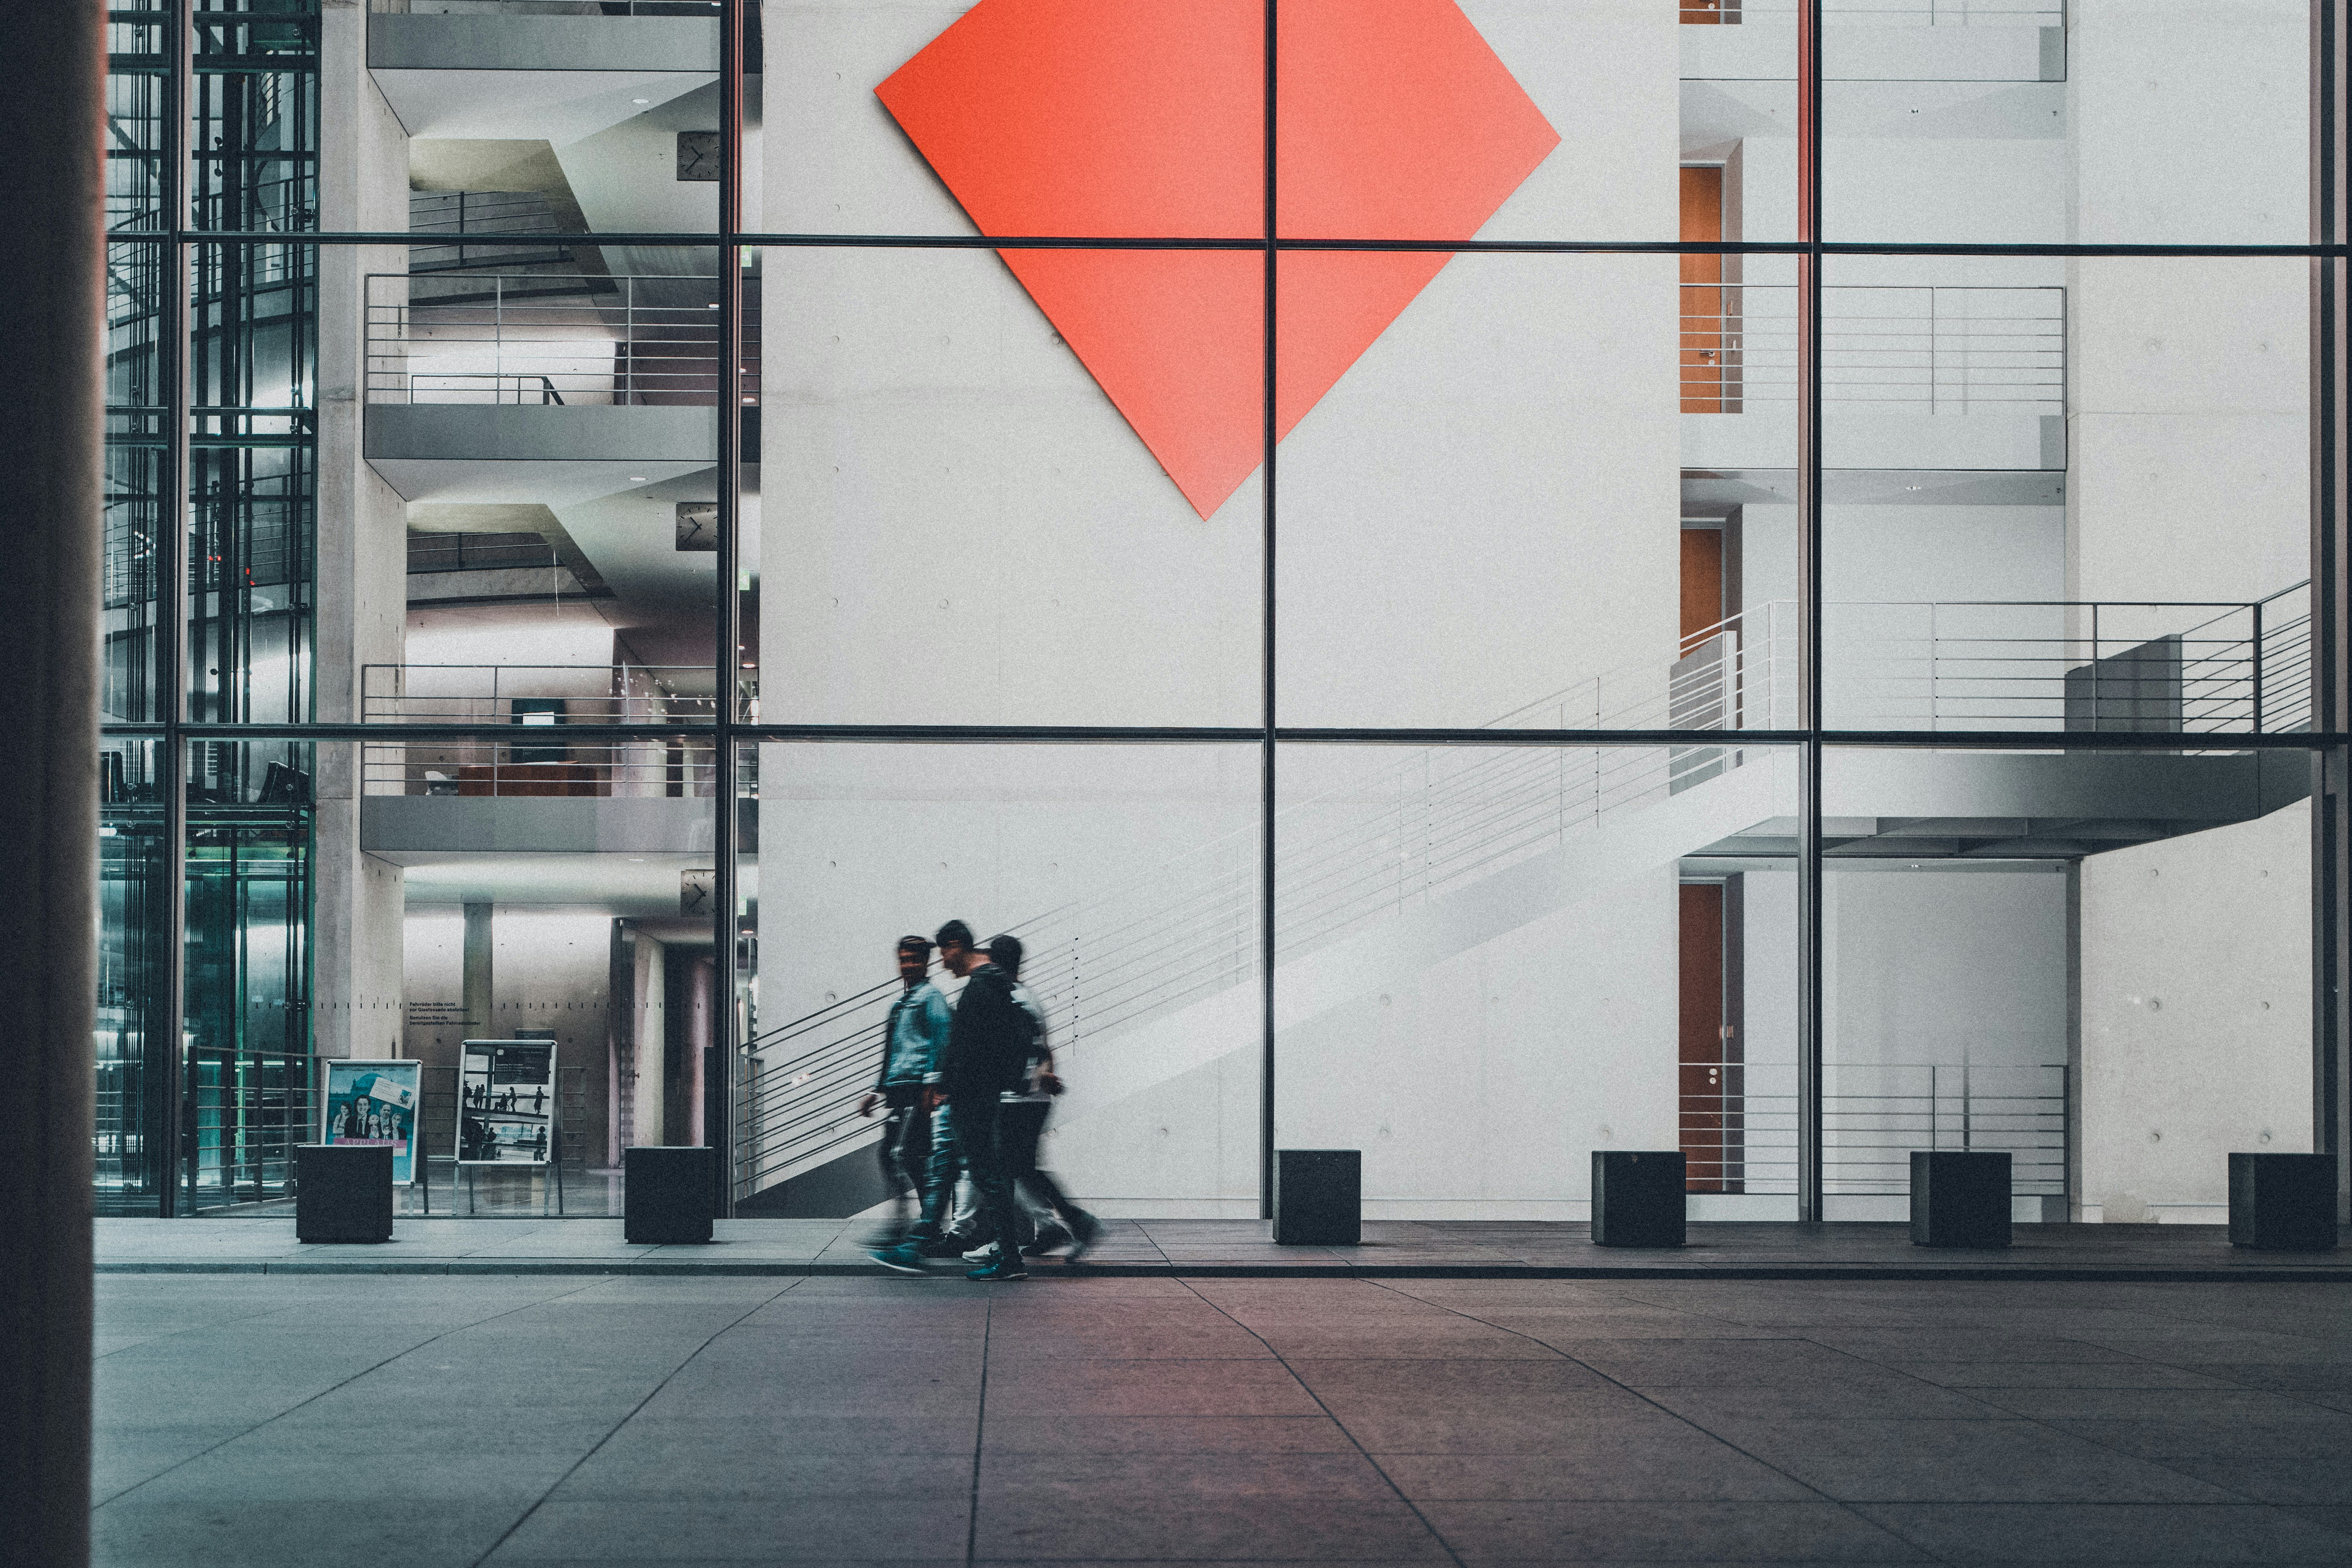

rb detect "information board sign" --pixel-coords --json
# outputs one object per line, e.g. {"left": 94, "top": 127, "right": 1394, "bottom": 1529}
{"left": 457, "top": 1039, "right": 557, "bottom": 1166}
{"left": 323, "top": 1059, "right": 424, "bottom": 1186}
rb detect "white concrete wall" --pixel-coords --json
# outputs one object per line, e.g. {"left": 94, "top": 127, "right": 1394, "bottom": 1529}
{"left": 2080, "top": 799, "right": 2313, "bottom": 1222}
{"left": 2070, "top": 0, "right": 2307, "bottom": 246}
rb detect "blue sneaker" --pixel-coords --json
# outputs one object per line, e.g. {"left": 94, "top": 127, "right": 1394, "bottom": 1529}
{"left": 870, "top": 1243, "right": 926, "bottom": 1275}
{"left": 965, "top": 1251, "right": 1027, "bottom": 1281}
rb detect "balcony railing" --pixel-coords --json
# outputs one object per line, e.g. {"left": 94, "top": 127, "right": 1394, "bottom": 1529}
{"left": 1681, "top": 1063, "right": 2067, "bottom": 1198}
{"left": 369, "top": 1, "right": 719, "bottom": 14}
{"left": 366, "top": 273, "right": 761, "bottom": 408}
{"left": 1682, "top": 285, "right": 2065, "bottom": 414}
{"left": 1682, "top": 1, "right": 2064, "bottom": 23}
{"left": 1826, "top": 582, "right": 2312, "bottom": 733}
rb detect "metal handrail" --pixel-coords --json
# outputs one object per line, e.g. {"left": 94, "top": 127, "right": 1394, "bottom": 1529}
{"left": 366, "top": 272, "right": 756, "bottom": 409}
{"left": 1682, "top": 285, "right": 2065, "bottom": 412}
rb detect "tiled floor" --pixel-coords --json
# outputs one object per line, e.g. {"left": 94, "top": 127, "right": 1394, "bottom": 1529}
{"left": 92, "top": 1216, "right": 2352, "bottom": 1279}
{"left": 92, "top": 1271, "right": 2352, "bottom": 1565}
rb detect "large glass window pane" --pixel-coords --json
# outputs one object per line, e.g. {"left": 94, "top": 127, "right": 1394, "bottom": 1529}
{"left": 197, "top": 0, "right": 320, "bottom": 234}
{"left": 1276, "top": 740, "right": 1799, "bottom": 1220}
{"left": 741, "top": 742, "right": 1260, "bottom": 1217}
{"left": 1822, "top": 255, "right": 2308, "bottom": 735}
{"left": 759, "top": 245, "right": 1262, "bottom": 726}
{"left": 183, "top": 739, "right": 315, "bottom": 1212}
{"left": 190, "top": 241, "right": 317, "bottom": 726}
{"left": 1281, "top": 250, "right": 1797, "bottom": 732}
{"left": 1824, "top": 1, "right": 2306, "bottom": 245}
{"left": 107, "top": 240, "right": 169, "bottom": 725}
{"left": 364, "top": 243, "right": 729, "bottom": 737}
{"left": 1822, "top": 744, "right": 2314, "bottom": 1223}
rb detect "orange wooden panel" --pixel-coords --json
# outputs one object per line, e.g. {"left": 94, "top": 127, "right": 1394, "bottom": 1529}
{"left": 1681, "top": 528, "right": 1724, "bottom": 646}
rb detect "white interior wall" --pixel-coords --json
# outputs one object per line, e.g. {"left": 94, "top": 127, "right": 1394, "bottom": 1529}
{"left": 1825, "top": 867, "right": 2068, "bottom": 1076}
{"left": 2080, "top": 799, "right": 2313, "bottom": 1222}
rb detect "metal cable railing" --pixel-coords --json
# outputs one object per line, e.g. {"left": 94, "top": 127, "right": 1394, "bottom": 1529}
{"left": 1682, "top": 285, "right": 2066, "bottom": 413}
{"left": 1679, "top": 1065, "right": 2065, "bottom": 1197}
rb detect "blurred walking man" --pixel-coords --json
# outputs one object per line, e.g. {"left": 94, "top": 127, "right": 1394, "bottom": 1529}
{"left": 988, "top": 934, "right": 1100, "bottom": 1263}
{"left": 858, "top": 935, "right": 950, "bottom": 1243}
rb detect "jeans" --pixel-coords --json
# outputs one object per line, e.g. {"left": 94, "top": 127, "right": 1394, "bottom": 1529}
{"left": 941, "top": 1094, "right": 1023, "bottom": 1255}
{"left": 875, "top": 1085, "right": 932, "bottom": 1222}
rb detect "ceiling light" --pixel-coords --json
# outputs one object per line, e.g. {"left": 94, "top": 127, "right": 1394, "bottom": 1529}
{"left": 629, "top": 475, "right": 648, "bottom": 482}
{"left": 632, "top": 98, "right": 651, "bottom": 105}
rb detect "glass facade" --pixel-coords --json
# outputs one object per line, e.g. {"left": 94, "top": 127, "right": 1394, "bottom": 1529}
{"left": 100, "top": 0, "right": 2342, "bottom": 1225}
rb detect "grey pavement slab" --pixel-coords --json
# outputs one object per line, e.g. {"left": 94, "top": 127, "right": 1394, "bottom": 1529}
{"left": 92, "top": 1216, "right": 2352, "bottom": 1280}
{"left": 92, "top": 1273, "right": 2352, "bottom": 1567}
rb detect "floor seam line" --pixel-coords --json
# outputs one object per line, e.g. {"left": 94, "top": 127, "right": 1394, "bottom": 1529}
{"left": 1357, "top": 1279, "right": 1967, "bottom": 1568}
{"left": 968, "top": 1291, "right": 994, "bottom": 1568}
{"left": 460, "top": 1276, "right": 803, "bottom": 1568}
{"left": 90, "top": 1275, "right": 611, "bottom": 1512}
{"left": 1175, "top": 1277, "right": 1471, "bottom": 1568}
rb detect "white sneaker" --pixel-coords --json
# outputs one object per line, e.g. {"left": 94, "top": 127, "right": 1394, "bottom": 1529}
{"left": 961, "top": 1241, "right": 999, "bottom": 1261}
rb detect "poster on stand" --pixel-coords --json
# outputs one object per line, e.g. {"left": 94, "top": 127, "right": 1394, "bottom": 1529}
{"left": 457, "top": 1039, "right": 557, "bottom": 1166}
{"left": 323, "top": 1059, "right": 423, "bottom": 1185}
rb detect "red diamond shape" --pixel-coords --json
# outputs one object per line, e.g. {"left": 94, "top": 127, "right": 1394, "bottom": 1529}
{"left": 877, "top": 0, "right": 1559, "bottom": 519}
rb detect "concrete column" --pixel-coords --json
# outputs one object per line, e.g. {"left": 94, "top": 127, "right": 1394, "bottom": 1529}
{"left": 632, "top": 933, "right": 667, "bottom": 1147}
{"left": 309, "top": 0, "right": 411, "bottom": 1067}
{"left": 0, "top": 2, "right": 105, "bottom": 1561}
{"left": 463, "top": 902, "right": 495, "bottom": 1038}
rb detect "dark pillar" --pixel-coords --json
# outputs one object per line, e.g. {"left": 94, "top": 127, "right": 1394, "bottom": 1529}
{"left": 0, "top": 3, "right": 106, "bottom": 1563}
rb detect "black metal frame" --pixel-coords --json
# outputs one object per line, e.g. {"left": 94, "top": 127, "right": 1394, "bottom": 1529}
{"left": 102, "top": 0, "right": 2352, "bottom": 1223}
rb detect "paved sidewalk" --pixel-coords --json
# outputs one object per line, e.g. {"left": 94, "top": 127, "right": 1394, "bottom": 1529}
{"left": 94, "top": 1216, "right": 2352, "bottom": 1280}
{"left": 91, "top": 1270, "right": 2352, "bottom": 1566}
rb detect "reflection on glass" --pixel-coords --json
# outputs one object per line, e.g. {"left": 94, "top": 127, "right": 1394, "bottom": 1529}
{"left": 107, "top": 241, "right": 168, "bottom": 724}
{"left": 97, "top": 742, "right": 170, "bottom": 1214}
{"left": 741, "top": 743, "right": 1260, "bottom": 1215}
{"left": 1276, "top": 742, "right": 1799, "bottom": 1221}
{"left": 1822, "top": 745, "right": 2312, "bottom": 1223}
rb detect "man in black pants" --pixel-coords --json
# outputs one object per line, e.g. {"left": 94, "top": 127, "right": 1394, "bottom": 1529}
{"left": 858, "top": 935, "right": 952, "bottom": 1245}
{"left": 988, "top": 934, "right": 1100, "bottom": 1263}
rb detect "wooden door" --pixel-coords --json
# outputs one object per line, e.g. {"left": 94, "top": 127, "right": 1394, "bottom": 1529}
{"left": 1681, "top": 527, "right": 1724, "bottom": 653}
{"left": 1679, "top": 883, "right": 1728, "bottom": 1192}
{"left": 1681, "top": 167, "right": 1725, "bottom": 413}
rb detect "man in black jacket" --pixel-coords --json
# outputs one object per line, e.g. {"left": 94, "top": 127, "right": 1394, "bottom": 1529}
{"left": 939, "top": 920, "right": 1034, "bottom": 1280}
